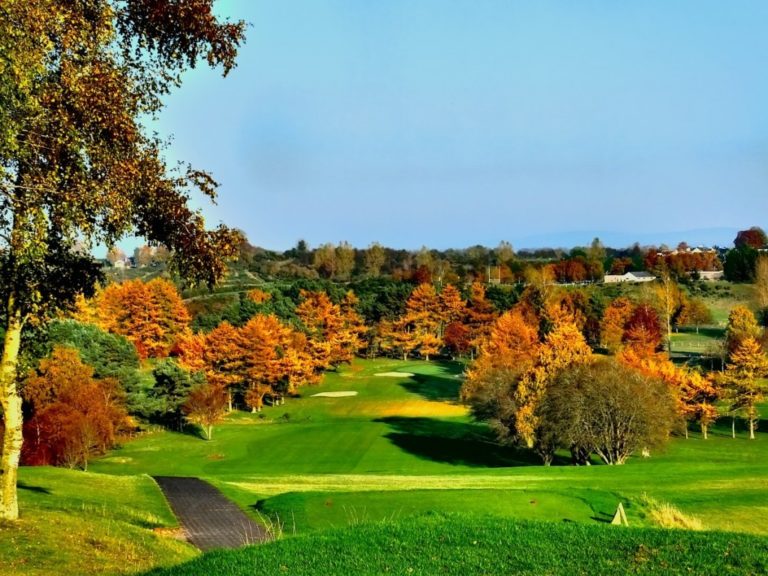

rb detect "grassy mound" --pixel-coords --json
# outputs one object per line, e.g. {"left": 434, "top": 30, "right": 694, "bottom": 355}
{"left": 142, "top": 514, "right": 768, "bottom": 576}
{"left": 0, "top": 467, "right": 197, "bottom": 576}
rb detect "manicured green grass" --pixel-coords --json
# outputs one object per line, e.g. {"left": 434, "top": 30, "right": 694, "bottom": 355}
{"left": 89, "top": 359, "right": 768, "bottom": 538}
{"left": 1, "top": 467, "right": 197, "bottom": 576}
{"left": 92, "top": 360, "right": 474, "bottom": 478}
{"left": 256, "top": 487, "right": 617, "bottom": 531}
{"left": 142, "top": 514, "right": 768, "bottom": 576}
{"left": 9, "top": 357, "right": 768, "bottom": 574}
{"left": 243, "top": 425, "right": 768, "bottom": 535}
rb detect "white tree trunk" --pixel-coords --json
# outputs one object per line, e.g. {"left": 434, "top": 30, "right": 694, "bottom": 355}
{"left": 0, "top": 309, "right": 24, "bottom": 520}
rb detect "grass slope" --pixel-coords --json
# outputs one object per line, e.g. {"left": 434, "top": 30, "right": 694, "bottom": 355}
{"left": 0, "top": 467, "right": 196, "bottom": 576}
{"left": 142, "top": 514, "right": 768, "bottom": 576}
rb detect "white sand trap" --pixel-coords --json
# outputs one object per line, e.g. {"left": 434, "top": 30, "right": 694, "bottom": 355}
{"left": 311, "top": 391, "right": 359, "bottom": 398}
{"left": 374, "top": 372, "right": 415, "bottom": 378}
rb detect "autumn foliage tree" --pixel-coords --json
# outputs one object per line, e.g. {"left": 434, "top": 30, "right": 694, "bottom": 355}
{"left": 403, "top": 283, "right": 442, "bottom": 360}
{"left": 175, "top": 309, "right": 325, "bottom": 414}
{"left": 465, "top": 282, "right": 498, "bottom": 357}
{"left": 462, "top": 310, "right": 541, "bottom": 449}
{"left": 0, "top": 0, "right": 245, "bottom": 519}
{"left": 191, "top": 321, "right": 244, "bottom": 411}
{"left": 339, "top": 291, "right": 368, "bottom": 362}
{"left": 462, "top": 307, "right": 592, "bottom": 462}
{"left": 600, "top": 297, "right": 635, "bottom": 352}
{"left": 677, "top": 370, "right": 719, "bottom": 439}
{"left": 720, "top": 337, "right": 768, "bottom": 440}
{"left": 240, "top": 314, "right": 291, "bottom": 412}
{"left": 438, "top": 284, "right": 467, "bottom": 331}
{"left": 649, "top": 269, "right": 684, "bottom": 354}
{"left": 677, "top": 298, "right": 714, "bottom": 334}
{"left": 92, "top": 278, "right": 190, "bottom": 358}
{"left": 463, "top": 310, "right": 541, "bottom": 407}
{"left": 725, "top": 306, "right": 763, "bottom": 358}
{"left": 620, "top": 350, "right": 718, "bottom": 439}
{"left": 22, "top": 347, "right": 129, "bottom": 469}
{"left": 182, "top": 384, "right": 228, "bottom": 440}
{"left": 622, "top": 304, "right": 664, "bottom": 356}
{"left": 378, "top": 317, "right": 415, "bottom": 360}
{"left": 515, "top": 322, "right": 593, "bottom": 456}
{"left": 296, "top": 290, "right": 365, "bottom": 369}
{"left": 734, "top": 227, "right": 768, "bottom": 249}
{"left": 443, "top": 322, "right": 472, "bottom": 358}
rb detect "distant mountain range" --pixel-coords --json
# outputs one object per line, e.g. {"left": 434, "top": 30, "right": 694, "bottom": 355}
{"left": 514, "top": 227, "right": 739, "bottom": 251}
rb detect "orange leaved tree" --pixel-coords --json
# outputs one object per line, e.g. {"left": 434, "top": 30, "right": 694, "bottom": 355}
{"left": 724, "top": 306, "right": 762, "bottom": 358}
{"left": 600, "top": 297, "right": 634, "bottom": 352}
{"left": 622, "top": 304, "right": 664, "bottom": 356}
{"left": 296, "top": 290, "right": 344, "bottom": 368}
{"left": 620, "top": 350, "right": 719, "bottom": 439}
{"left": 183, "top": 384, "right": 228, "bottom": 440}
{"left": 462, "top": 309, "right": 541, "bottom": 431}
{"left": 463, "top": 308, "right": 592, "bottom": 463}
{"left": 465, "top": 282, "right": 499, "bottom": 357}
{"left": 402, "top": 283, "right": 442, "bottom": 360}
{"left": 201, "top": 322, "right": 245, "bottom": 412}
{"left": 94, "top": 278, "right": 190, "bottom": 358}
{"left": 515, "top": 322, "right": 593, "bottom": 453}
{"left": 240, "top": 314, "right": 289, "bottom": 412}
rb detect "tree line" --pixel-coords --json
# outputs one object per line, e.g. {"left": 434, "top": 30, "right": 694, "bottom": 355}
{"left": 153, "top": 226, "right": 768, "bottom": 286}
{"left": 17, "top": 266, "right": 768, "bottom": 469}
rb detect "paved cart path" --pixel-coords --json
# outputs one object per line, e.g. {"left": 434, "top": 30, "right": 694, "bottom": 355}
{"left": 153, "top": 476, "right": 268, "bottom": 551}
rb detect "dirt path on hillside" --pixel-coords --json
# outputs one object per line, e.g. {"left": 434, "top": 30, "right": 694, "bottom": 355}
{"left": 153, "top": 476, "right": 268, "bottom": 551}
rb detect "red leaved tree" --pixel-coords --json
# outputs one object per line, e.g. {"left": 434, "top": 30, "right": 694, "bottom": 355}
{"left": 22, "top": 347, "right": 129, "bottom": 469}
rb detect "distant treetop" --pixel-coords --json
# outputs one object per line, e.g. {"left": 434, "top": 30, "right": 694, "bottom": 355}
{"left": 734, "top": 227, "right": 767, "bottom": 249}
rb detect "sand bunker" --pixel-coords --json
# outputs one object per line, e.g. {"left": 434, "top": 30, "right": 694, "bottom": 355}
{"left": 311, "top": 391, "right": 359, "bottom": 398}
{"left": 374, "top": 372, "right": 415, "bottom": 378}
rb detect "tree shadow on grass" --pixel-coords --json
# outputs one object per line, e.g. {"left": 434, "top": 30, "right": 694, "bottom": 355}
{"left": 398, "top": 373, "right": 463, "bottom": 403}
{"left": 177, "top": 423, "right": 207, "bottom": 440}
{"left": 708, "top": 415, "right": 768, "bottom": 437}
{"left": 376, "top": 416, "right": 563, "bottom": 468}
{"left": 18, "top": 482, "right": 51, "bottom": 495}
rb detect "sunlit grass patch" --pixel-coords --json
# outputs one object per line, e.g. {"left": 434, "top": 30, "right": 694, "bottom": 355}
{"left": 639, "top": 494, "right": 704, "bottom": 530}
{"left": 374, "top": 401, "right": 467, "bottom": 418}
{"left": 2, "top": 468, "right": 197, "bottom": 576}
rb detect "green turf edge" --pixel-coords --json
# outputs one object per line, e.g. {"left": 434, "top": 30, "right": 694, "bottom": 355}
{"left": 141, "top": 513, "right": 768, "bottom": 576}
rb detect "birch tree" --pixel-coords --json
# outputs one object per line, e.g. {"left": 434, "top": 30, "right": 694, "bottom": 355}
{"left": 0, "top": 0, "right": 244, "bottom": 519}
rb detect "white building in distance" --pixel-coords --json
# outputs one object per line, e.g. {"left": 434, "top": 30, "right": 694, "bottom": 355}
{"left": 603, "top": 271, "right": 656, "bottom": 283}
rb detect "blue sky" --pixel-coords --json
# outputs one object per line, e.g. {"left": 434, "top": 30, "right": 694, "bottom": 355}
{"left": 152, "top": 1, "right": 768, "bottom": 250}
